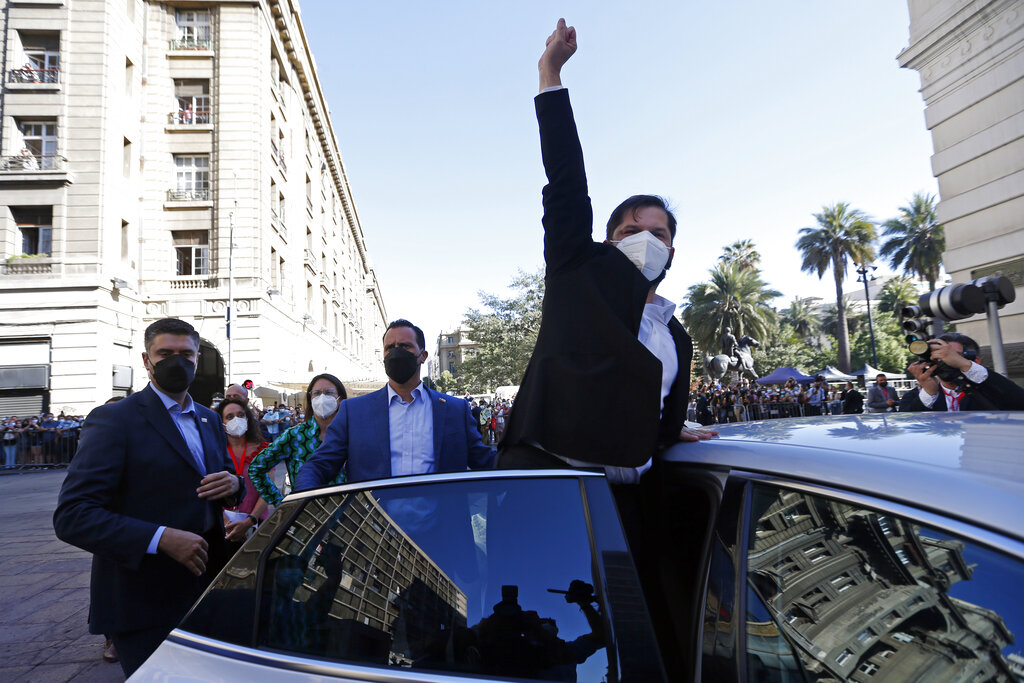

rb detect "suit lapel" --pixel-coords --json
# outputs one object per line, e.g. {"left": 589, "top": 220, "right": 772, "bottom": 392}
{"left": 377, "top": 387, "right": 393, "bottom": 477}
{"left": 195, "top": 408, "right": 220, "bottom": 475}
{"left": 429, "top": 388, "right": 445, "bottom": 465}
{"left": 137, "top": 386, "right": 204, "bottom": 475}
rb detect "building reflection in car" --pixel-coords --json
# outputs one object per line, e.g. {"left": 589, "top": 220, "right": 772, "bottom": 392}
{"left": 724, "top": 485, "right": 1022, "bottom": 681}
{"left": 182, "top": 478, "right": 625, "bottom": 682}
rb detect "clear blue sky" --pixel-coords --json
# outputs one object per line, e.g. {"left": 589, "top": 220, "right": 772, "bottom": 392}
{"left": 299, "top": 1, "right": 938, "bottom": 353}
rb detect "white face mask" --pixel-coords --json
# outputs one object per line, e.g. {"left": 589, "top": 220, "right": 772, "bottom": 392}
{"left": 312, "top": 394, "right": 338, "bottom": 419}
{"left": 224, "top": 416, "right": 248, "bottom": 437}
{"left": 613, "top": 230, "right": 671, "bottom": 281}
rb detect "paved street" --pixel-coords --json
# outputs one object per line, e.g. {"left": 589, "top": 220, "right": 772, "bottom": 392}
{"left": 0, "top": 470, "right": 122, "bottom": 682}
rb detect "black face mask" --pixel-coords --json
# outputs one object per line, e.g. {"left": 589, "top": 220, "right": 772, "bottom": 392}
{"left": 150, "top": 354, "right": 196, "bottom": 393}
{"left": 384, "top": 348, "right": 421, "bottom": 384}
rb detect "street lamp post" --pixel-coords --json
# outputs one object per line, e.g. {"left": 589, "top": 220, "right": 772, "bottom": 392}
{"left": 856, "top": 264, "right": 879, "bottom": 368}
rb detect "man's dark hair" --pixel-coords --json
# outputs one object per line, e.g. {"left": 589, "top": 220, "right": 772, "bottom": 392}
{"left": 144, "top": 318, "right": 199, "bottom": 352}
{"left": 876, "top": 374, "right": 887, "bottom": 380}
{"left": 605, "top": 195, "right": 678, "bottom": 241}
{"left": 384, "top": 319, "right": 426, "bottom": 351}
{"left": 938, "top": 333, "right": 980, "bottom": 358}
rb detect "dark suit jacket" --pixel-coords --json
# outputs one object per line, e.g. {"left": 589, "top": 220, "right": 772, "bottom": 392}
{"left": 53, "top": 384, "right": 240, "bottom": 635}
{"left": 501, "top": 88, "right": 693, "bottom": 467}
{"left": 866, "top": 384, "right": 900, "bottom": 412}
{"left": 898, "top": 368, "right": 1024, "bottom": 412}
{"left": 295, "top": 385, "right": 495, "bottom": 488}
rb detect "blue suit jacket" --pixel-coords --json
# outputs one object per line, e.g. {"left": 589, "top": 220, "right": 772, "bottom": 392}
{"left": 53, "top": 384, "right": 241, "bottom": 634}
{"left": 296, "top": 385, "right": 495, "bottom": 488}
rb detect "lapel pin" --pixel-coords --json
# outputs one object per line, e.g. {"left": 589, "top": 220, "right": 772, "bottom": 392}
{"left": 439, "top": 398, "right": 446, "bottom": 403}
{"left": 200, "top": 417, "right": 208, "bottom": 422}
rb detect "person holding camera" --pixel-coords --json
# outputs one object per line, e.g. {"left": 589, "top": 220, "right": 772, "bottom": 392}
{"left": 899, "top": 333, "right": 1024, "bottom": 412}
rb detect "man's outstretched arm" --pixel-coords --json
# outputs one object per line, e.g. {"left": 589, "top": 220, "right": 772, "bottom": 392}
{"left": 539, "top": 18, "right": 577, "bottom": 92}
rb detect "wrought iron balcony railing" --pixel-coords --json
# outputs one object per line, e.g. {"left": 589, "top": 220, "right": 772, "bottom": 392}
{"left": 7, "top": 68, "right": 59, "bottom": 84}
{"left": 168, "top": 110, "right": 212, "bottom": 125}
{"left": 0, "top": 154, "right": 67, "bottom": 171}
{"left": 169, "top": 38, "right": 212, "bottom": 51}
{"left": 167, "top": 188, "right": 211, "bottom": 201}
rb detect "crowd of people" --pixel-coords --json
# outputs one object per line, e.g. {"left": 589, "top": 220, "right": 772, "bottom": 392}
{"left": 2, "top": 412, "right": 85, "bottom": 468}
{"left": 688, "top": 377, "right": 868, "bottom": 425}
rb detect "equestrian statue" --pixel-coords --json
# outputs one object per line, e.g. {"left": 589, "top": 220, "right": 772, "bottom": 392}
{"left": 706, "top": 329, "right": 761, "bottom": 383}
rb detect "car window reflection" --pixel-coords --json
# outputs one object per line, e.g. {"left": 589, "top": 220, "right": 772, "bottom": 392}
{"left": 254, "top": 478, "right": 612, "bottom": 682}
{"left": 746, "top": 485, "right": 1023, "bottom": 681}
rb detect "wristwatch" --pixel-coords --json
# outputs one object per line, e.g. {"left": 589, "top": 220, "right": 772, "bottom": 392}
{"left": 235, "top": 474, "right": 245, "bottom": 495}
{"left": 246, "top": 514, "right": 258, "bottom": 527}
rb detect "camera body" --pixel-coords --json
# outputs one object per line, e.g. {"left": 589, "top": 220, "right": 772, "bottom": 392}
{"left": 909, "top": 340, "right": 978, "bottom": 384}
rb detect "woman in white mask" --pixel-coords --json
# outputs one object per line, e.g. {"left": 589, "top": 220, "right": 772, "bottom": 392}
{"left": 214, "top": 397, "right": 269, "bottom": 544}
{"left": 248, "top": 374, "right": 347, "bottom": 511}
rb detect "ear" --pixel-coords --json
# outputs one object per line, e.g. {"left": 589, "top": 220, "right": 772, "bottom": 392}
{"left": 665, "top": 247, "right": 675, "bottom": 270}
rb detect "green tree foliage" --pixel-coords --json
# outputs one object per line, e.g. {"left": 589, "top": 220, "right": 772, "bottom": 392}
{"left": 796, "top": 202, "right": 876, "bottom": 373}
{"left": 719, "top": 239, "right": 762, "bottom": 271}
{"left": 458, "top": 269, "right": 544, "bottom": 393}
{"left": 681, "top": 260, "right": 781, "bottom": 355}
{"left": 877, "top": 275, "right": 919, "bottom": 314}
{"left": 821, "top": 296, "right": 864, "bottom": 339}
{"left": 435, "top": 370, "right": 460, "bottom": 395}
{"left": 753, "top": 318, "right": 833, "bottom": 376}
{"left": 850, "top": 311, "right": 912, "bottom": 373}
{"left": 880, "top": 192, "right": 945, "bottom": 291}
{"left": 780, "top": 297, "right": 821, "bottom": 344}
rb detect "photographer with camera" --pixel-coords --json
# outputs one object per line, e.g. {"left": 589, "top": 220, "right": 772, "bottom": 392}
{"left": 899, "top": 333, "right": 1024, "bottom": 412}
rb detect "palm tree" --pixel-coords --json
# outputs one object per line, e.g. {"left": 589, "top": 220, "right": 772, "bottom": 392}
{"left": 877, "top": 275, "right": 919, "bottom": 313}
{"left": 880, "top": 192, "right": 945, "bottom": 291}
{"left": 719, "top": 239, "right": 762, "bottom": 271}
{"left": 681, "top": 261, "right": 781, "bottom": 356}
{"left": 796, "top": 203, "right": 876, "bottom": 372}
{"left": 780, "top": 297, "right": 821, "bottom": 343}
{"left": 821, "top": 296, "right": 863, "bottom": 338}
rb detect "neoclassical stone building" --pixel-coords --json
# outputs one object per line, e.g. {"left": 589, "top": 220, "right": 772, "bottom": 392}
{"left": 0, "top": 0, "right": 387, "bottom": 414}
{"left": 898, "top": 0, "right": 1024, "bottom": 382}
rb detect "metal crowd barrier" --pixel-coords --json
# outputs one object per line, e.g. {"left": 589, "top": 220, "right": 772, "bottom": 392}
{"left": 1, "top": 428, "right": 81, "bottom": 470}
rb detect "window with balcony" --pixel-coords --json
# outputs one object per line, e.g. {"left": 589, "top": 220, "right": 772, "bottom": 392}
{"left": 173, "top": 10, "right": 211, "bottom": 50}
{"left": 173, "top": 231, "right": 209, "bottom": 276}
{"left": 172, "top": 80, "right": 211, "bottom": 124}
{"left": 12, "top": 207, "right": 52, "bottom": 256}
{"left": 171, "top": 155, "right": 210, "bottom": 200}
{"left": 10, "top": 120, "right": 59, "bottom": 170}
{"left": 9, "top": 31, "right": 60, "bottom": 84}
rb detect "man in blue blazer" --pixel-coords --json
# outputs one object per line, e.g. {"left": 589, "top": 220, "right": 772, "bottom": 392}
{"left": 54, "top": 318, "right": 243, "bottom": 677}
{"left": 296, "top": 319, "right": 495, "bottom": 488}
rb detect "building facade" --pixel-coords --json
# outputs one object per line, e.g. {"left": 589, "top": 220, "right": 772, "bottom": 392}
{"left": 0, "top": 0, "right": 387, "bottom": 415}
{"left": 430, "top": 327, "right": 477, "bottom": 381}
{"left": 898, "top": 0, "right": 1024, "bottom": 382}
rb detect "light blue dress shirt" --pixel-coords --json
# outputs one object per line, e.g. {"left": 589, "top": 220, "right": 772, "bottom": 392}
{"left": 146, "top": 382, "right": 208, "bottom": 554}
{"left": 387, "top": 383, "right": 435, "bottom": 476}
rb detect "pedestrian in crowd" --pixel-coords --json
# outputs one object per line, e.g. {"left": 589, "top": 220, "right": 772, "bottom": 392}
{"left": 214, "top": 397, "right": 269, "bottom": 547}
{"left": 224, "top": 383, "right": 248, "bottom": 403}
{"left": 262, "top": 402, "right": 284, "bottom": 439}
{"left": 248, "top": 374, "right": 348, "bottom": 507}
{"left": 841, "top": 381, "right": 864, "bottom": 414}
{"left": 806, "top": 376, "right": 827, "bottom": 416}
{"left": 53, "top": 318, "right": 243, "bottom": 678}
{"left": 499, "top": 19, "right": 712, "bottom": 483}
{"left": 479, "top": 401, "right": 492, "bottom": 446}
{"left": 2, "top": 417, "right": 20, "bottom": 467}
{"left": 686, "top": 395, "right": 697, "bottom": 423}
{"left": 867, "top": 373, "right": 900, "bottom": 413}
{"left": 296, "top": 319, "right": 494, "bottom": 488}
{"left": 899, "top": 334, "right": 1024, "bottom": 411}
{"left": 494, "top": 400, "right": 508, "bottom": 443}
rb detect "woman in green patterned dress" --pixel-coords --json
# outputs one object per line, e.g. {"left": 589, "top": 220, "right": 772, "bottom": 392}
{"left": 248, "top": 373, "right": 348, "bottom": 506}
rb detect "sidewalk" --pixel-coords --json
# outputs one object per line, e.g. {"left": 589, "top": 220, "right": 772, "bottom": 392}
{"left": 0, "top": 470, "right": 122, "bottom": 682}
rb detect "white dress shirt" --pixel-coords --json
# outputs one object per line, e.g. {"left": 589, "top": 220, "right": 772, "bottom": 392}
{"left": 387, "top": 383, "right": 435, "bottom": 476}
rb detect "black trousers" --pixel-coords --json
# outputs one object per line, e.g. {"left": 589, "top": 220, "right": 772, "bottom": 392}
{"left": 111, "top": 623, "right": 175, "bottom": 677}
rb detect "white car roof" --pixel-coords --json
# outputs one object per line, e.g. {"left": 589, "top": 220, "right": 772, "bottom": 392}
{"left": 662, "top": 412, "right": 1024, "bottom": 547}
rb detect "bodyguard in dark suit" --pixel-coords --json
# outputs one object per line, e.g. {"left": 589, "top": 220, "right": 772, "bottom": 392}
{"left": 898, "top": 333, "right": 1024, "bottom": 412}
{"left": 499, "top": 19, "right": 712, "bottom": 478}
{"left": 296, "top": 319, "right": 494, "bottom": 489}
{"left": 54, "top": 318, "right": 243, "bottom": 677}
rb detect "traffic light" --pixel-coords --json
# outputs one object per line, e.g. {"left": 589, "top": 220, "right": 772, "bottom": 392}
{"left": 242, "top": 379, "right": 254, "bottom": 390}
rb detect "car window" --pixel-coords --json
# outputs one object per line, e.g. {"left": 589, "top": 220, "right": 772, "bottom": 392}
{"left": 182, "top": 476, "right": 662, "bottom": 682}
{"left": 742, "top": 483, "right": 1024, "bottom": 681}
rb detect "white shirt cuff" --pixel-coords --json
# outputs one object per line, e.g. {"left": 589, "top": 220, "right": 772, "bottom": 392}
{"left": 964, "top": 361, "right": 988, "bottom": 384}
{"left": 540, "top": 85, "right": 565, "bottom": 94}
{"left": 918, "top": 388, "right": 939, "bottom": 408}
{"left": 147, "top": 526, "right": 166, "bottom": 555}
